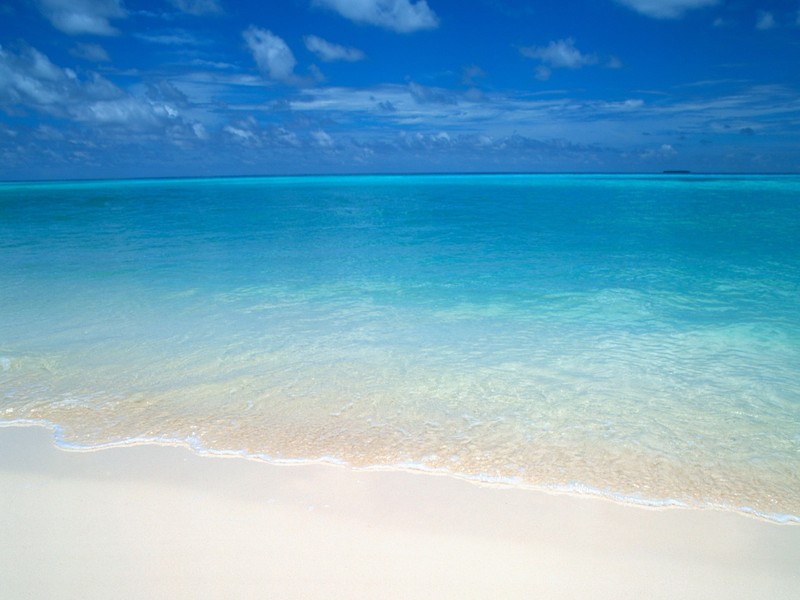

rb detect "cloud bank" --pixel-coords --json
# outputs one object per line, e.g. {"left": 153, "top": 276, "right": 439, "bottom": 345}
{"left": 0, "top": 45, "right": 201, "bottom": 134}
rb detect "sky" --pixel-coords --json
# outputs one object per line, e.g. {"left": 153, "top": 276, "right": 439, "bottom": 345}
{"left": 1, "top": 0, "right": 799, "bottom": 179}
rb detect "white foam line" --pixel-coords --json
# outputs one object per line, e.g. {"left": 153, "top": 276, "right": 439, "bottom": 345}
{"left": 1, "top": 418, "right": 797, "bottom": 524}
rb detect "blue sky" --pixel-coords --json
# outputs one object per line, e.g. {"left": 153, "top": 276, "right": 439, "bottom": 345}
{"left": 1, "top": 0, "right": 799, "bottom": 178}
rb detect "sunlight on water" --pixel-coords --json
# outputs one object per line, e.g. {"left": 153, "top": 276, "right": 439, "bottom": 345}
{"left": 1, "top": 174, "right": 799, "bottom": 519}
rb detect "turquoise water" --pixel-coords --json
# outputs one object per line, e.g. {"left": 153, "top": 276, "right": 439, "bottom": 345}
{"left": 1, "top": 174, "right": 799, "bottom": 519}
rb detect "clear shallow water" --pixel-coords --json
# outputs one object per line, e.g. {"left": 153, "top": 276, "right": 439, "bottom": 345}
{"left": 1, "top": 174, "right": 799, "bottom": 519}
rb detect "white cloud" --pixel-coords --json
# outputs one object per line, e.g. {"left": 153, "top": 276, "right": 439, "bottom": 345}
{"left": 224, "top": 124, "right": 258, "bottom": 143}
{"left": 279, "top": 80, "right": 800, "bottom": 160}
{"left": 1, "top": 46, "right": 84, "bottom": 107}
{"left": 136, "top": 30, "right": 206, "bottom": 46}
{"left": 192, "top": 122, "right": 209, "bottom": 139}
{"left": 756, "top": 11, "right": 776, "bottom": 31}
{"left": 146, "top": 80, "right": 188, "bottom": 105}
{"left": 69, "top": 42, "right": 111, "bottom": 62}
{"left": 520, "top": 39, "right": 597, "bottom": 79}
{"left": 243, "top": 27, "right": 297, "bottom": 83}
{"left": 276, "top": 127, "right": 302, "bottom": 147}
{"left": 35, "top": 0, "right": 126, "bottom": 36}
{"left": 398, "top": 130, "right": 453, "bottom": 149}
{"left": 83, "top": 72, "right": 125, "bottom": 100}
{"left": 222, "top": 118, "right": 308, "bottom": 149}
{"left": 615, "top": 0, "right": 718, "bottom": 19}
{"left": 304, "top": 35, "right": 365, "bottom": 62}
{"left": 314, "top": 0, "right": 439, "bottom": 33}
{"left": 312, "top": 129, "right": 335, "bottom": 147}
{"left": 80, "top": 97, "right": 177, "bottom": 126}
{"left": 169, "top": 0, "right": 223, "bottom": 16}
{"left": 620, "top": 98, "right": 645, "bottom": 109}
{"left": 639, "top": 143, "right": 678, "bottom": 160}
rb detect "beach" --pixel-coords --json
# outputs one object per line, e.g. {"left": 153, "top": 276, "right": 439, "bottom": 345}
{"left": 4, "top": 0, "right": 800, "bottom": 592}
{"left": 1, "top": 425, "right": 797, "bottom": 599}
{"left": 2, "top": 174, "right": 799, "bottom": 597}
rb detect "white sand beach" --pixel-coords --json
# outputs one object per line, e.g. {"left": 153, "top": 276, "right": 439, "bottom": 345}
{"left": 1, "top": 425, "right": 797, "bottom": 600}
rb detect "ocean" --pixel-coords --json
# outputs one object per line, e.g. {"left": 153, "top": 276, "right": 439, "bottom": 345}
{"left": 1, "top": 174, "right": 798, "bottom": 520}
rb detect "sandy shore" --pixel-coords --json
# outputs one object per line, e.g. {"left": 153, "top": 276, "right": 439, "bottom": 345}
{"left": 1, "top": 425, "right": 797, "bottom": 599}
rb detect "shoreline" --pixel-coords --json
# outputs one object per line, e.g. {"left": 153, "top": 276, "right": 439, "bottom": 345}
{"left": 2, "top": 424, "right": 798, "bottom": 599}
{"left": 3, "top": 420, "right": 797, "bottom": 524}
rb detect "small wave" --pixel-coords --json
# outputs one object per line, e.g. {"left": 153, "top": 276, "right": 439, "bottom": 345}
{"left": 1, "top": 419, "right": 797, "bottom": 524}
